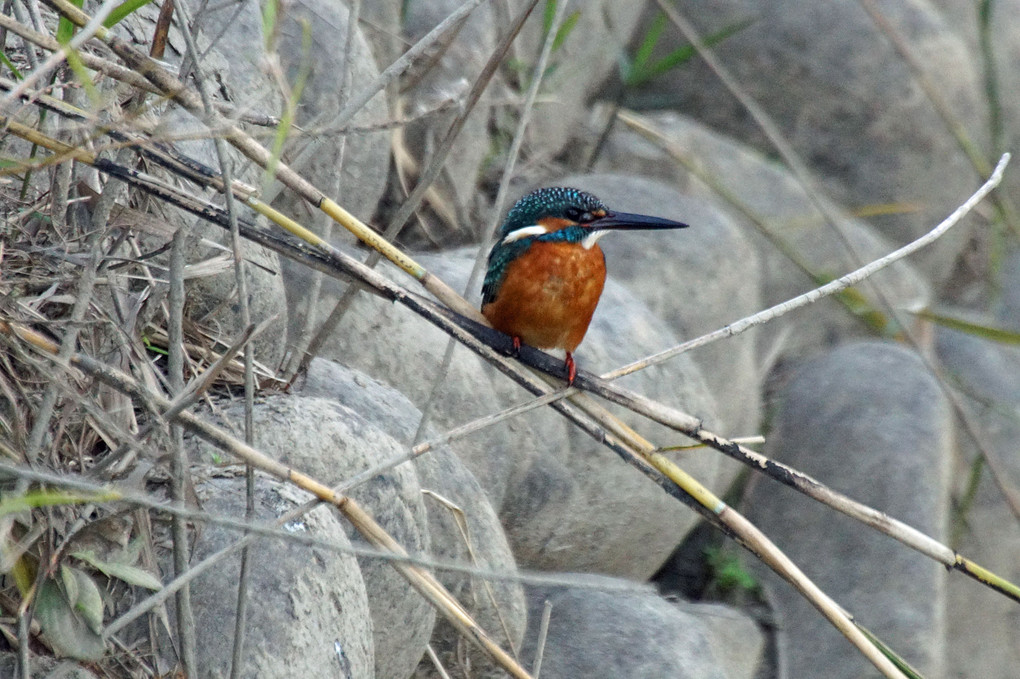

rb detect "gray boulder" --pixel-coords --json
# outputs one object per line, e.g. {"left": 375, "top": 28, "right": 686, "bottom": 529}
{"left": 175, "top": 473, "right": 374, "bottom": 678}
{"left": 187, "top": 395, "right": 435, "bottom": 679}
{"left": 520, "top": 576, "right": 762, "bottom": 679}
{"left": 748, "top": 341, "right": 953, "bottom": 678}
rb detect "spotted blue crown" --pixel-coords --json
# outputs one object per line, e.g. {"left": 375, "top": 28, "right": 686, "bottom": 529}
{"left": 497, "top": 187, "right": 607, "bottom": 237}
{"left": 483, "top": 187, "right": 606, "bottom": 306}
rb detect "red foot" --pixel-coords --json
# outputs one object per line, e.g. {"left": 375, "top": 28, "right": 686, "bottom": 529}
{"left": 512, "top": 336, "right": 522, "bottom": 356}
{"left": 565, "top": 352, "right": 577, "bottom": 385}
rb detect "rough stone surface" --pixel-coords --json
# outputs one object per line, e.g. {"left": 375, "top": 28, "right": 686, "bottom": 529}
{"left": 187, "top": 395, "right": 434, "bottom": 679}
{"left": 272, "top": 0, "right": 390, "bottom": 230}
{"left": 554, "top": 173, "right": 763, "bottom": 442}
{"left": 623, "top": 0, "right": 986, "bottom": 284}
{"left": 595, "top": 111, "right": 930, "bottom": 360}
{"left": 285, "top": 246, "right": 723, "bottom": 578}
{"left": 295, "top": 358, "right": 528, "bottom": 677}
{"left": 520, "top": 576, "right": 756, "bottom": 679}
{"left": 748, "top": 341, "right": 953, "bottom": 679}
{"left": 675, "top": 601, "right": 766, "bottom": 679}
{"left": 168, "top": 473, "right": 374, "bottom": 678}
{"left": 935, "top": 328, "right": 1020, "bottom": 679}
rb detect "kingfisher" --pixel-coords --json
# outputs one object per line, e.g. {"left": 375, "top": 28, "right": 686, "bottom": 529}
{"left": 481, "top": 187, "right": 688, "bottom": 385}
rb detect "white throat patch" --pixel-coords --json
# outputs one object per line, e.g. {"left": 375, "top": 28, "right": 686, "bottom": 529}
{"left": 581, "top": 229, "right": 609, "bottom": 250}
{"left": 501, "top": 224, "right": 548, "bottom": 245}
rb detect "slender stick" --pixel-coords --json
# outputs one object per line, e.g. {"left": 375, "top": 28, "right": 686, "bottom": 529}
{"left": 167, "top": 224, "right": 199, "bottom": 676}
{"left": 531, "top": 600, "right": 552, "bottom": 678}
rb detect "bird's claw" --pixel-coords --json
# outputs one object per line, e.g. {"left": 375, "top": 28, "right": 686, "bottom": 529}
{"left": 565, "top": 352, "right": 577, "bottom": 386}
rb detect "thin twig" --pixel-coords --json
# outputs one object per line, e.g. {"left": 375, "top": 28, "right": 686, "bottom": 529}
{"left": 167, "top": 223, "right": 198, "bottom": 676}
{"left": 426, "top": 645, "right": 455, "bottom": 679}
{"left": 531, "top": 599, "right": 552, "bottom": 679}
{"left": 174, "top": 2, "right": 259, "bottom": 672}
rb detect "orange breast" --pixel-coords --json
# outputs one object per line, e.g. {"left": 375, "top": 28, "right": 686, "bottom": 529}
{"left": 481, "top": 240, "right": 607, "bottom": 353}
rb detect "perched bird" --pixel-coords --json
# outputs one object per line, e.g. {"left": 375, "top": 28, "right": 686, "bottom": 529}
{"left": 481, "top": 187, "right": 688, "bottom": 384}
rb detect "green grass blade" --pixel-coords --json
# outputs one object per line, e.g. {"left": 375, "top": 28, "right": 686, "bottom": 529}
{"left": 632, "top": 11, "right": 667, "bottom": 74}
{"left": 625, "top": 17, "right": 754, "bottom": 88}
{"left": 0, "top": 50, "right": 24, "bottom": 79}
{"left": 57, "top": 0, "right": 85, "bottom": 45}
{"left": 856, "top": 623, "right": 927, "bottom": 679}
{"left": 264, "top": 18, "right": 311, "bottom": 189}
{"left": 102, "top": 0, "right": 156, "bottom": 28}
{"left": 0, "top": 489, "right": 119, "bottom": 517}
{"left": 551, "top": 10, "right": 581, "bottom": 52}
{"left": 914, "top": 308, "right": 1020, "bottom": 344}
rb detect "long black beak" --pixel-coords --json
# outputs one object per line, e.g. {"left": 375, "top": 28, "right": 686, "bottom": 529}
{"left": 590, "top": 211, "right": 688, "bottom": 230}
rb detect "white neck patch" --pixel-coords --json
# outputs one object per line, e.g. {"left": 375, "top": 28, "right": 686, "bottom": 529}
{"left": 501, "top": 224, "right": 548, "bottom": 245}
{"left": 581, "top": 229, "right": 609, "bottom": 250}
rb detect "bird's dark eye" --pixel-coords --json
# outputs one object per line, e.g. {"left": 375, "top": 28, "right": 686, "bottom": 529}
{"left": 564, "top": 206, "right": 583, "bottom": 222}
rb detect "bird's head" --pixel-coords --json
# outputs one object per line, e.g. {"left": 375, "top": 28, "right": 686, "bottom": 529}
{"left": 497, "top": 187, "right": 688, "bottom": 249}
